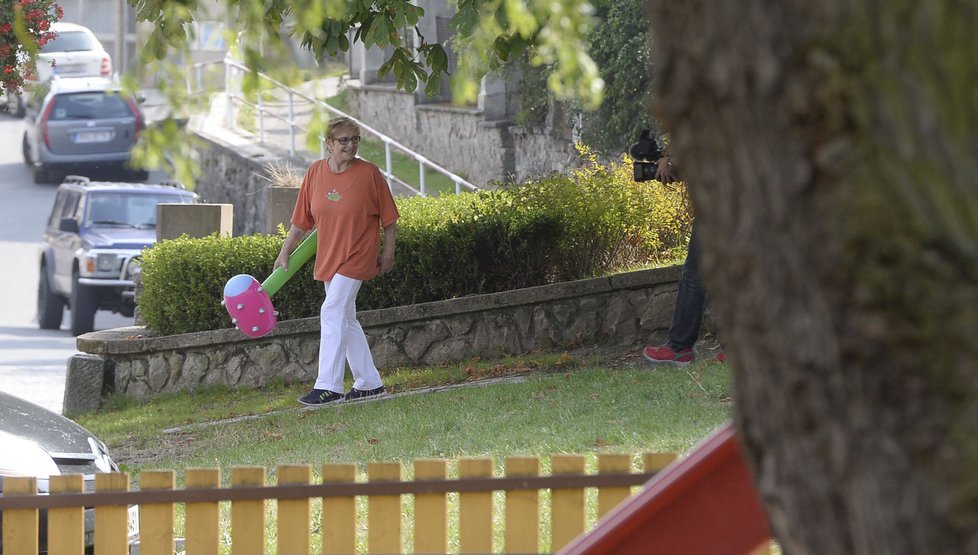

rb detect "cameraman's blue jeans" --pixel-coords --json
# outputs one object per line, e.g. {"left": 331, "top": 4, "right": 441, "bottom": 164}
{"left": 667, "top": 224, "right": 706, "bottom": 351}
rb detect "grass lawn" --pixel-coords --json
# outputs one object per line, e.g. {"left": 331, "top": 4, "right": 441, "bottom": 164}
{"left": 74, "top": 346, "right": 734, "bottom": 553}
{"left": 77, "top": 347, "right": 732, "bottom": 478}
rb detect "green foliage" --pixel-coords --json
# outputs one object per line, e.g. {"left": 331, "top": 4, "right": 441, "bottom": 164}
{"left": 131, "top": 0, "right": 602, "bottom": 108}
{"left": 578, "top": 0, "right": 659, "bottom": 154}
{"left": 138, "top": 232, "right": 320, "bottom": 336}
{"left": 450, "top": 0, "right": 602, "bottom": 107}
{"left": 0, "top": 0, "right": 61, "bottom": 95}
{"left": 116, "top": 0, "right": 609, "bottom": 185}
{"left": 516, "top": 53, "right": 552, "bottom": 126}
{"left": 138, "top": 153, "right": 690, "bottom": 335}
{"left": 506, "top": 0, "right": 659, "bottom": 153}
{"left": 361, "top": 147, "right": 690, "bottom": 309}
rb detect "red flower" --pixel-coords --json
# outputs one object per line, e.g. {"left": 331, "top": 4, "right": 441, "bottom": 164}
{"left": 0, "top": 0, "right": 60, "bottom": 95}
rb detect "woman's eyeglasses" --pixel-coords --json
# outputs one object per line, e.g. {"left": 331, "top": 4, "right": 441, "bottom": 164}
{"left": 331, "top": 135, "right": 361, "bottom": 145}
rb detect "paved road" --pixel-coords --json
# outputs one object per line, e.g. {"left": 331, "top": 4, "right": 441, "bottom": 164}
{"left": 0, "top": 112, "right": 150, "bottom": 414}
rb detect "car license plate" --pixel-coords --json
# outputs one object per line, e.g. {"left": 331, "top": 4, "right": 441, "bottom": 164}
{"left": 128, "top": 504, "right": 140, "bottom": 539}
{"left": 73, "top": 131, "right": 113, "bottom": 143}
{"left": 54, "top": 64, "right": 85, "bottom": 75}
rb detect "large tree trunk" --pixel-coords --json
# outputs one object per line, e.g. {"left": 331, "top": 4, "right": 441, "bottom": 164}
{"left": 647, "top": 1, "right": 978, "bottom": 552}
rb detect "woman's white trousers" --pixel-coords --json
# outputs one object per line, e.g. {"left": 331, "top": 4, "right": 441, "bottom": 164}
{"left": 314, "top": 274, "right": 383, "bottom": 393}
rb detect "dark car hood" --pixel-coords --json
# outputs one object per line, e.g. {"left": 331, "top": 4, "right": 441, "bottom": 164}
{"left": 0, "top": 391, "right": 96, "bottom": 456}
{"left": 81, "top": 227, "right": 156, "bottom": 249}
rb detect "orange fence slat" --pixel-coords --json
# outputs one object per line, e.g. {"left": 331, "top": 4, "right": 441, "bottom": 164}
{"left": 139, "top": 470, "right": 175, "bottom": 555}
{"left": 505, "top": 456, "right": 539, "bottom": 554}
{"left": 597, "top": 454, "right": 632, "bottom": 518}
{"left": 643, "top": 452, "right": 678, "bottom": 473}
{"left": 184, "top": 468, "right": 221, "bottom": 555}
{"left": 321, "top": 463, "right": 357, "bottom": 555}
{"left": 2, "top": 450, "right": 695, "bottom": 555}
{"left": 231, "top": 466, "right": 266, "bottom": 555}
{"left": 48, "top": 474, "right": 85, "bottom": 555}
{"left": 367, "top": 461, "right": 402, "bottom": 554}
{"left": 551, "top": 455, "right": 586, "bottom": 552}
{"left": 2, "top": 476, "right": 38, "bottom": 555}
{"left": 276, "top": 464, "right": 311, "bottom": 555}
{"left": 94, "top": 473, "right": 129, "bottom": 555}
{"left": 413, "top": 459, "right": 447, "bottom": 554}
{"left": 458, "top": 458, "right": 493, "bottom": 554}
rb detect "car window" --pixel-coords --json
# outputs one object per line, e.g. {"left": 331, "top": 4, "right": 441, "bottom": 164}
{"left": 58, "top": 190, "right": 81, "bottom": 222}
{"left": 39, "top": 31, "right": 98, "bottom": 53}
{"left": 86, "top": 195, "right": 123, "bottom": 225}
{"left": 47, "top": 191, "right": 69, "bottom": 228}
{"left": 86, "top": 192, "right": 191, "bottom": 228}
{"left": 48, "top": 92, "right": 132, "bottom": 120}
{"left": 26, "top": 83, "right": 48, "bottom": 112}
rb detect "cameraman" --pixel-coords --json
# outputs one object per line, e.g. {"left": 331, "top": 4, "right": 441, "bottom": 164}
{"left": 642, "top": 144, "right": 726, "bottom": 365}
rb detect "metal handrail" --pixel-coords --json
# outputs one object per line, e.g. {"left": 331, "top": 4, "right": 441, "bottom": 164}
{"left": 187, "top": 56, "right": 478, "bottom": 196}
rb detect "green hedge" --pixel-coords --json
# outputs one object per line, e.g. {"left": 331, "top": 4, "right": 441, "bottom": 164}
{"left": 137, "top": 152, "right": 691, "bottom": 335}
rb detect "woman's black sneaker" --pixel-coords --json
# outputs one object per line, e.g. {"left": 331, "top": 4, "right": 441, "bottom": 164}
{"left": 298, "top": 389, "right": 344, "bottom": 405}
{"left": 344, "top": 386, "right": 386, "bottom": 400}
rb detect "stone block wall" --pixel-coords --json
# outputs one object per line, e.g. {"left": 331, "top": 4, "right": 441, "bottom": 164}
{"left": 192, "top": 133, "right": 311, "bottom": 236}
{"left": 68, "top": 267, "right": 683, "bottom": 411}
{"left": 349, "top": 84, "right": 580, "bottom": 186}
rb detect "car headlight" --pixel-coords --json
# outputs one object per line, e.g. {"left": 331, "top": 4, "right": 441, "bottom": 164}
{"left": 124, "top": 257, "right": 142, "bottom": 281}
{"left": 80, "top": 251, "right": 124, "bottom": 276}
{"left": 0, "top": 431, "right": 60, "bottom": 484}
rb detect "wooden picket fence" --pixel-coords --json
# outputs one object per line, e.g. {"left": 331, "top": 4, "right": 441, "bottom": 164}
{"left": 0, "top": 452, "right": 677, "bottom": 555}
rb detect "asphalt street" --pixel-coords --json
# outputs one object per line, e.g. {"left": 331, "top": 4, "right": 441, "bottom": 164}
{"left": 0, "top": 112, "right": 144, "bottom": 414}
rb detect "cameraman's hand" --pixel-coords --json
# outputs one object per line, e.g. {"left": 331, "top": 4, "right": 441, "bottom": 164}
{"left": 655, "top": 156, "right": 679, "bottom": 183}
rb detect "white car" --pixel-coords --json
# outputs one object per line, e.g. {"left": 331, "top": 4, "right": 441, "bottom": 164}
{"left": 0, "top": 390, "right": 139, "bottom": 552}
{"left": 33, "top": 21, "right": 113, "bottom": 82}
{"left": 4, "top": 22, "right": 112, "bottom": 117}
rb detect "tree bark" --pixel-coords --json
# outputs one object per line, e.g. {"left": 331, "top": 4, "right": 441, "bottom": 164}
{"left": 647, "top": 0, "right": 978, "bottom": 553}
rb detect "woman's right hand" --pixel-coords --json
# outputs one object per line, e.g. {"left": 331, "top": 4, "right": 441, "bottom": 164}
{"left": 274, "top": 251, "right": 289, "bottom": 272}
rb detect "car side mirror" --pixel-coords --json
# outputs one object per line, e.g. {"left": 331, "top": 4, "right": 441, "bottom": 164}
{"left": 59, "top": 217, "right": 79, "bottom": 233}
{"left": 135, "top": 92, "right": 146, "bottom": 104}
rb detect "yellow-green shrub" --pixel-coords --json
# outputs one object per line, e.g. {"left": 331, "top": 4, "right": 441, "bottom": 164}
{"left": 138, "top": 152, "right": 690, "bottom": 335}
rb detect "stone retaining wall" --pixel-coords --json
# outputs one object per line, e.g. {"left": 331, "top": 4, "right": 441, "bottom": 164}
{"left": 65, "top": 267, "right": 682, "bottom": 413}
{"left": 191, "top": 132, "right": 308, "bottom": 237}
{"left": 349, "top": 85, "right": 579, "bottom": 186}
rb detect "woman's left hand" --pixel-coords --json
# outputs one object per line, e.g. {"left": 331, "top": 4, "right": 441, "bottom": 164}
{"left": 378, "top": 251, "right": 396, "bottom": 275}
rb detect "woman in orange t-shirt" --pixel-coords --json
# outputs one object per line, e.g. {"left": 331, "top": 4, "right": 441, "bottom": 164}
{"left": 274, "top": 116, "right": 400, "bottom": 406}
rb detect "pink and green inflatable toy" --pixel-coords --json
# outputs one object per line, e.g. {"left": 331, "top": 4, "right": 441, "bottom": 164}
{"left": 222, "top": 231, "right": 318, "bottom": 338}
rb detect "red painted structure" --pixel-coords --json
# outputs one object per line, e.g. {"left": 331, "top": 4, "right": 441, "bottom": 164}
{"left": 559, "top": 421, "right": 772, "bottom": 555}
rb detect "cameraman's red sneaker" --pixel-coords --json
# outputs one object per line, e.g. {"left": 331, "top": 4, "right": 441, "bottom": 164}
{"left": 642, "top": 345, "right": 694, "bottom": 366}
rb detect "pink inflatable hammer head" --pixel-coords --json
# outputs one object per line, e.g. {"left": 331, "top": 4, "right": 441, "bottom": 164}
{"left": 222, "top": 274, "right": 277, "bottom": 338}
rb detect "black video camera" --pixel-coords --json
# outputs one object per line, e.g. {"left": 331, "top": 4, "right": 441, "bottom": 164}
{"left": 629, "top": 129, "right": 662, "bottom": 182}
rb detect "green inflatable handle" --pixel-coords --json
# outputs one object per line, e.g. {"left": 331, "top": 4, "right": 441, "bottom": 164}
{"left": 262, "top": 230, "right": 318, "bottom": 297}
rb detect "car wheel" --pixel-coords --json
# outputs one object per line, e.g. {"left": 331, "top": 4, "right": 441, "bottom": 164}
{"left": 69, "top": 272, "right": 97, "bottom": 336}
{"left": 33, "top": 164, "right": 53, "bottom": 184}
{"left": 37, "top": 266, "right": 65, "bottom": 330}
{"left": 22, "top": 133, "right": 32, "bottom": 166}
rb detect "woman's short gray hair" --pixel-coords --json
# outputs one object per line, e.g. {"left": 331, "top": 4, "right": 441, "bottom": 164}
{"left": 327, "top": 116, "right": 359, "bottom": 140}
